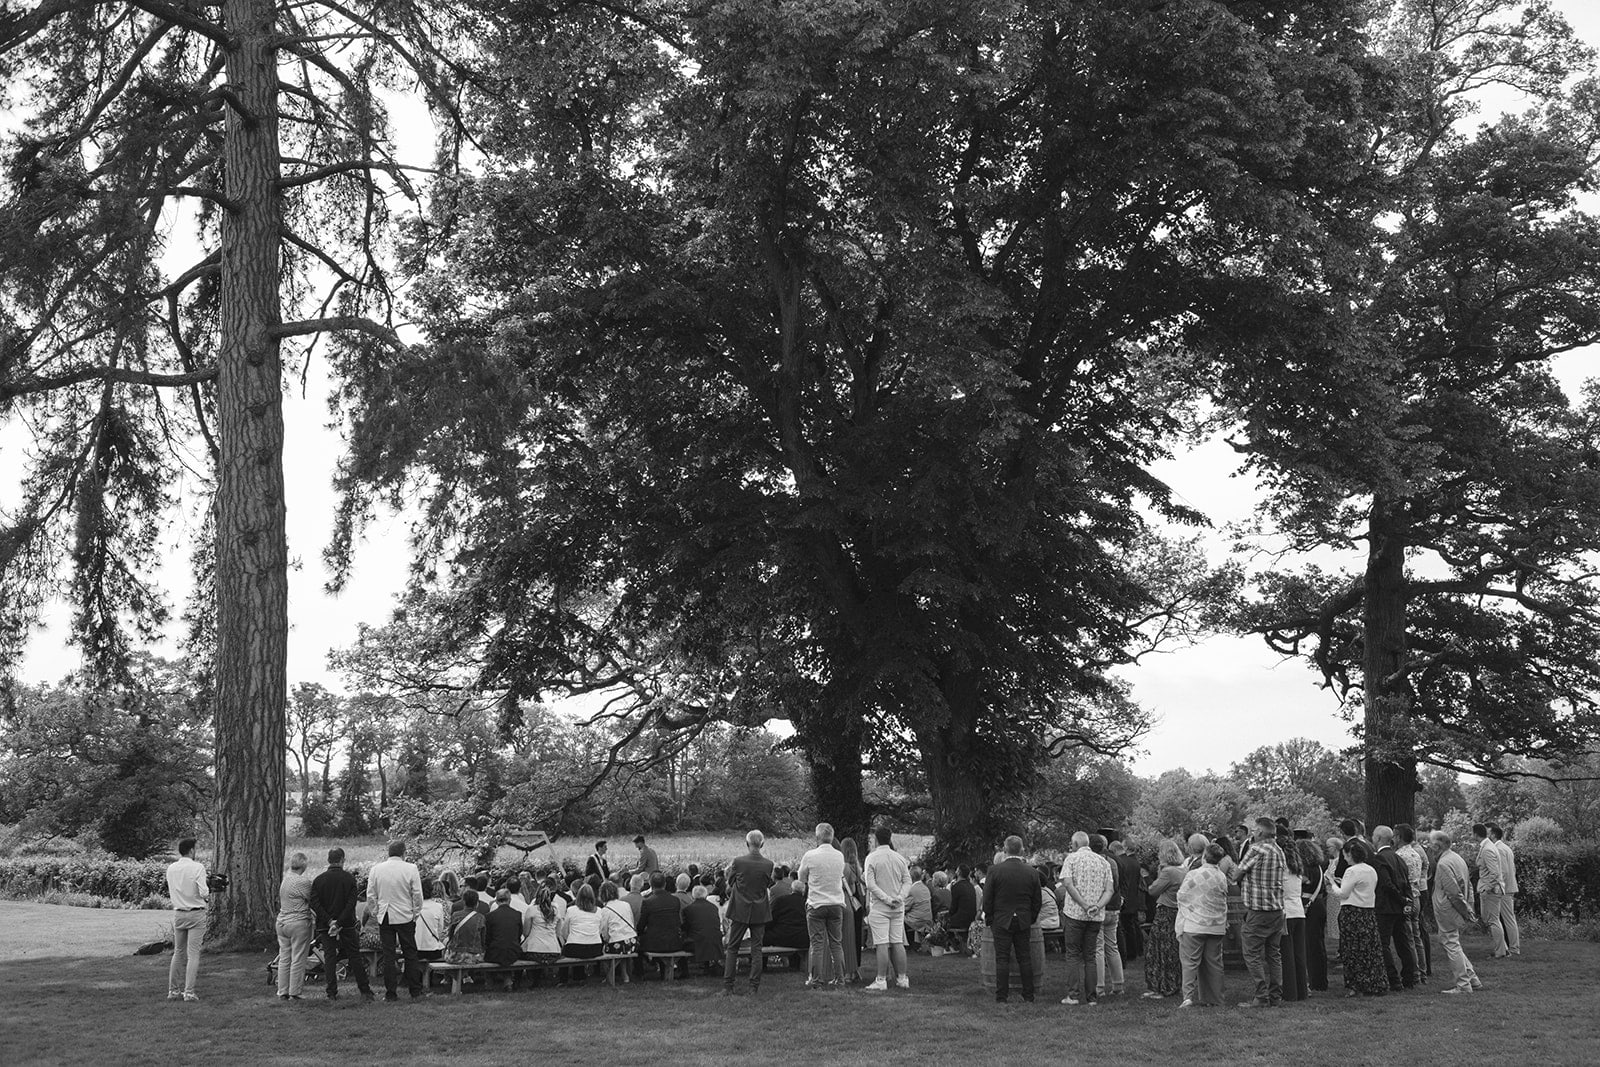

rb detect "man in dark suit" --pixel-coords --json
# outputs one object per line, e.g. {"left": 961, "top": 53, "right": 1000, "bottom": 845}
{"left": 1371, "top": 825, "right": 1418, "bottom": 990}
{"left": 944, "top": 865, "right": 977, "bottom": 950}
{"left": 638, "top": 871, "right": 685, "bottom": 976}
{"left": 982, "top": 835, "right": 1043, "bottom": 1003}
{"left": 722, "top": 829, "right": 776, "bottom": 996}
{"left": 1111, "top": 842, "right": 1144, "bottom": 961}
{"left": 585, "top": 841, "right": 611, "bottom": 882}
{"left": 483, "top": 889, "right": 524, "bottom": 979}
{"left": 309, "top": 847, "right": 375, "bottom": 1001}
{"left": 682, "top": 886, "right": 725, "bottom": 975}
{"left": 766, "top": 890, "right": 809, "bottom": 952}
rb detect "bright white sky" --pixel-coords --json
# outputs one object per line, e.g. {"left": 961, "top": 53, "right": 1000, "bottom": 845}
{"left": 7, "top": 2, "right": 1600, "bottom": 778}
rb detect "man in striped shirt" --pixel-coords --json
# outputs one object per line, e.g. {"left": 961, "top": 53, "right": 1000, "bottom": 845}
{"left": 1230, "top": 816, "right": 1285, "bottom": 1007}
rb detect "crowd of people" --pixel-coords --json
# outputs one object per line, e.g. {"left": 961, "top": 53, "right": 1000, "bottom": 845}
{"left": 163, "top": 817, "right": 1522, "bottom": 1010}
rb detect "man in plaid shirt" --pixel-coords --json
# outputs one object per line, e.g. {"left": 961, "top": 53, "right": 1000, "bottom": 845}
{"left": 1229, "top": 816, "right": 1285, "bottom": 1007}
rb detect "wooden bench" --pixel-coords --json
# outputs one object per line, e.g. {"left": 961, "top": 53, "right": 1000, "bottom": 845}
{"left": 424, "top": 954, "right": 632, "bottom": 995}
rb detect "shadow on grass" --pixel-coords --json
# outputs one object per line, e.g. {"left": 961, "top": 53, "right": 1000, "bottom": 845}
{"left": 2, "top": 933, "right": 1594, "bottom": 1066}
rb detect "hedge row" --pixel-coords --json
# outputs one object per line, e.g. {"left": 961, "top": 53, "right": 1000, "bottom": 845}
{"left": 1464, "top": 840, "right": 1600, "bottom": 922}
{"left": 0, "top": 856, "right": 170, "bottom": 903}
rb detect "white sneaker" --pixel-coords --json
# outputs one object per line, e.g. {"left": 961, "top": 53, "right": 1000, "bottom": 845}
{"left": 1439, "top": 986, "right": 1473, "bottom": 995}
{"left": 166, "top": 990, "right": 181, "bottom": 1001}
{"left": 895, "top": 976, "right": 910, "bottom": 989}
{"left": 1061, "top": 995, "right": 1081, "bottom": 1005}
{"left": 864, "top": 978, "right": 888, "bottom": 992}
{"left": 1178, "top": 999, "right": 1195, "bottom": 1008}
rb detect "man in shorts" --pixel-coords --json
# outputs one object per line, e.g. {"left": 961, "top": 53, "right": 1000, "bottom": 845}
{"left": 862, "top": 825, "right": 912, "bottom": 991}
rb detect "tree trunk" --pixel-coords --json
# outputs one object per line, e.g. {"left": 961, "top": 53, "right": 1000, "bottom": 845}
{"left": 1363, "top": 497, "right": 1417, "bottom": 829}
{"left": 920, "top": 659, "right": 1004, "bottom": 868}
{"left": 798, "top": 694, "right": 869, "bottom": 846}
{"left": 210, "top": 0, "right": 287, "bottom": 948}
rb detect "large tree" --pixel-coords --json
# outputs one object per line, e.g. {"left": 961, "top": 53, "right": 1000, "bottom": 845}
{"left": 1, "top": 0, "right": 467, "bottom": 941}
{"left": 333, "top": 0, "right": 1378, "bottom": 859}
{"left": 1226, "top": 0, "right": 1600, "bottom": 827}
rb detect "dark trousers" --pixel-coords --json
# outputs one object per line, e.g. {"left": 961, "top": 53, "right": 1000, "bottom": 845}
{"left": 992, "top": 919, "right": 1034, "bottom": 1001}
{"left": 1305, "top": 897, "right": 1329, "bottom": 990}
{"left": 379, "top": 918, "right": 423, "bottom": 996}
{"left": 724, "top": 920, "right": 766, "bottom": 989}
{"left": 320, "top": 927, "right": 372, "bottom": 997}
{"left": 1376, "top": 910, "right": 1417, "bottom": 988}
{"left": 1283, "top": 917, "right": 1309, "bottom": 1001}
{"left": 1118, "top": 909, "right": 1144, "bottom": 961}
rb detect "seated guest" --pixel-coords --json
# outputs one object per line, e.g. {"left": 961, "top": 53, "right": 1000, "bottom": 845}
{"left": 565, "top": 875, "right": 584, "bottom": 904}
{"left": 945, "top": 866, "right": 978, "bottom": 934}
{"left": 767, "top": 888, "right": 809, "bottom": 953}
{"left": 415, "top": 881, "right": 449, "bottom": 962}
{"left": 624, "top": 875, "right": 646, "bottom": 924}
{"left": 599, "top": 881, "right": 638, "bottom": 955}
{"left": 639, "top": 872, "right": 687, "bottom": 976}
{"left": 701, "top": 872, "right": 722, "bottom": 907}
{"left": 484, "top": 889, "right": 525, "bottom": 973}
{"left": 769, "top": 866, "right": 795, "bottom": 902}
{"left": 1034, "top": 865, "right": 1062, "bottom": 932}
{"left": 682, "top": 884, "right": 725, "bottom": 975}
{"left": 503, "top": 877, "right": 529, "bottom": 916}
{"left": 452, "top": 877, "right": 490, "bottom": 920}
{"left": 518, "top": 870, "right": 537, "bottom": 908}
{"left": 673, "top": 873, "right": 694, "bottom": 907}
{"left": 445, "top": 888, "right": 486, "bottom": 964}
{"left": 560, "top": 885, "right": 606, "bottom": 983}
{"left": 905, "top": 867, "right": 935, "bottom": 941}
{"left": 435, "top": 866, "right": 462, "bottom": 902}
{"left": 520, "top": 887, "right": 564, "bottom": 987}
{"left": 931, "top": 871, "right": 952, "bottom": 920}
{"left": 712, "top": 872, "right": 728, "bottom": 908}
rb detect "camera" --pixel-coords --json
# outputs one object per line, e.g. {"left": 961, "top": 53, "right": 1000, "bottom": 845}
{"left": 207, "top": 872, "right": 231, "bottom": 892}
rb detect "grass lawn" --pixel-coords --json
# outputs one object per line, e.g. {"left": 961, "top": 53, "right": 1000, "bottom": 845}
{"left": 3, "top": 910, "right": 1594, "bottom": 1067}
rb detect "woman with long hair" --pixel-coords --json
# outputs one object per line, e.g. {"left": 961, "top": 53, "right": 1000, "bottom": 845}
{"left": 519, "top": 885, "right": 564, "bottom": 985}
{"left": 1329, "top": 840, "right": 1388, "bottom": 996}
{"left": 1279, "top": 835, "right": 1308, "bottom": 1001}
{"left": 560, "top": 884, "right": 606, "bottom": 985}
{"left": 1298, "top": 838, "right": 1329, "bottom": 991}
{"left": 598, "top": 880, "right": 637, "bottom": 956}
{"left": 841, "top": 836, "right": 866, "bottom": 981}
{"left": 1141, "top": 840, "right": 1189, "bottom": 999}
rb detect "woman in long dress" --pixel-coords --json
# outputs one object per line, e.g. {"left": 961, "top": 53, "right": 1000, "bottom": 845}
{"left": 1329, "top": 840, "right": 1388, "bottom": 996}
{"left": 1141, "top": 840, "right": 1190, "bottom": 999}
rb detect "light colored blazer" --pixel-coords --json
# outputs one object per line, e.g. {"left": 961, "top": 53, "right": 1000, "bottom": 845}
{"left": 368, "top": 857, "right": 425, "bottom": 924}
{"left": 1474, "top": 839, "right": 1503, "bottom": 894}
{"left": 1432, "top": 850, "right": 1473, "bottom": 932}
{"left": 1497, "top": 841, "right": 1518, "bottom": 895}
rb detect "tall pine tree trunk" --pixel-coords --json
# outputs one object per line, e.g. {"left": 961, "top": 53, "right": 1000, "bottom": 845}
{"left": 210, "top": 0, "right": 287, "bottom": 947}
{"left": 1363, "top": 497, "right": 1417, "bottom": 829}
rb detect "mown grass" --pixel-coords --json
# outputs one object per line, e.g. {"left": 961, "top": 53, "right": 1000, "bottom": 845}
{"left": 3, "top": 927, "right": 1593, "bottom": 1066}
{"left": 287, "top": 831, "right": 937, "bottom": 873}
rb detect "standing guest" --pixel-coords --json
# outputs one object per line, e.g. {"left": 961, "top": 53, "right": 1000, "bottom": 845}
{"left": 1334, "top": 819, "right": 1371, "bottom": 878}
{"left": 1328, "top": 840, "right": 1388, "bottom": 997}
{"left": 445, "top": 888, "right": 487, "bottom": 965}
{"left": 863, "top": 825, "right": 913, "bottom": 991}
{"left": 798, "top": 822, "right": 849, "bottom": 987}
{"left": 1111, "top": 841, "right": 1145, "bottom": 962}
{"left": 945, "top": 865, "right": 978, "bottom": 938}
{"left": 633, "top": 835, "right": 660, "bottom": 876}
{"left": 983, "top": 835, "right": 1042, "bottom": 1004}
{"left": 1430, "top": 830, "right": 1483, "bottom": 995}
{"left": 682, "top": 885, "right": 725, "bottom": 975}
{"left": 519, "top": 886, "right": 563, "bottom": 984}
{"left": 309, "top": 847, "right": 374, "bottom": 1001}
{"left": 1279, "top": 834, "right": 1308, "bottom": 1002}
{"left": 1371, "top": 826, "right": 1418, "bottom": 990}
{"left": 1395, "top": 824, "right": 1432, "bottom": 980}
{"left": 1488, "top": 824, "right": 1521, "bottom": 956}
{"left": 1298, "top": 838, "right": 1329, "bottom": 991}
{"left": 1472, "top": 823, "right": 1510, "bottom": 957}
{"left": 599, "top": 880, "right": 638, "bottom": 955}
{"left": 164, "top": 837, "right": 210, "bottom": 1003}
{"left": 367, "top": 840, "right": 427, "bottom": 1001}
{"left": 1229, "top": 817, "right": 1286, "bottom": 1008}
{"left": 639, "top": 871, "right": 686, "bottom": 978}
{"left": 559, "top": 884, "right": 606, "bottom": 982}
{"left": 1142, "top": 839, "right": 1190, "bottom": 999}
{"left": 841, "top": 837, "right": 867, "bottom": 980}
{"left": 722, "top": 830, "right": 776, "bottom": 996}
{"left": 586, "top": 841, "right": 611, "bottom": 882}
{"left": 414, "top": 881, "right": 449, "bottom": 963}
{"left": 1058, "top": 831, "right": 1114, "bottom": 1007}
{"left": 1174, "top": 843, "right": 1230, "bottom": 1008}
{"left": 274, "top": 851, "right": 315, "bottom": 1001}
{"left": 1089, "top": 834, "right": 1124, "bottom": 998}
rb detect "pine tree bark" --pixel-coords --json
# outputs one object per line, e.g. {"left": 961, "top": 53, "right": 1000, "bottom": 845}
{"left": 210, "top": 0, "right": 287, "bottom": 947}
{"left": 1362, "top": 497, "right": 1417, "bottom": 829}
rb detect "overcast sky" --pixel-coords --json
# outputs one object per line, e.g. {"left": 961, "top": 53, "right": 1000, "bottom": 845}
{"left": 7, "top": 2, "right": 1600, "bottom": 778}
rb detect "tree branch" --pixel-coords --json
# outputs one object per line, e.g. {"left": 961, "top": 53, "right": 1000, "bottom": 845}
{"left": 2, "top": 364, "right": 217, "bottom": 402}
{"left": 270, "top": 316, "right": 405, "bottom": 348}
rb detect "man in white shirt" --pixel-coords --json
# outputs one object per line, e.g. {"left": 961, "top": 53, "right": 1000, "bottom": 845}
{"left": 797, "top": 822, "right": 848, "bottom": 987}
{"left": 165, "top": 837, "right": 209, "bottom": 1001}
{"left": 863, "top": 826, "right": 913, "bottom": 991}
{"left": 367, "top": 839, "right": 426, "bottom": 1000}
{"left": 1487, "top": 824, "right": 1521, "bottom": 956}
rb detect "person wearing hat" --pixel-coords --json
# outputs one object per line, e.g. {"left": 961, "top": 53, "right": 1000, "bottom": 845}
{"left": 634, "top": 835, "right": 660, "bottom": 876}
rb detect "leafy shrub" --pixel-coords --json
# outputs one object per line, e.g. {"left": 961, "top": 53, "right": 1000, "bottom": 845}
{"left": 0, "top": 856, "right": 168, "bottom": 904}
{"left": 297, "top": 795, "right": 338, "bottom": 837}
{"left": 1513, "top": 816, "right": 1563, "bottom": 847}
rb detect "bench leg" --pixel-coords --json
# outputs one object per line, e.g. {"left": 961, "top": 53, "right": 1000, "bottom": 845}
{"left": 452, "top": 973, "right": 464, "bottom": 996}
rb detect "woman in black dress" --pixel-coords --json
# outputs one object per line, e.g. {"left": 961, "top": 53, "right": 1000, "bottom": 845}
{"left": 1298, "top": 838, "right": 1329, "bottom": 991}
